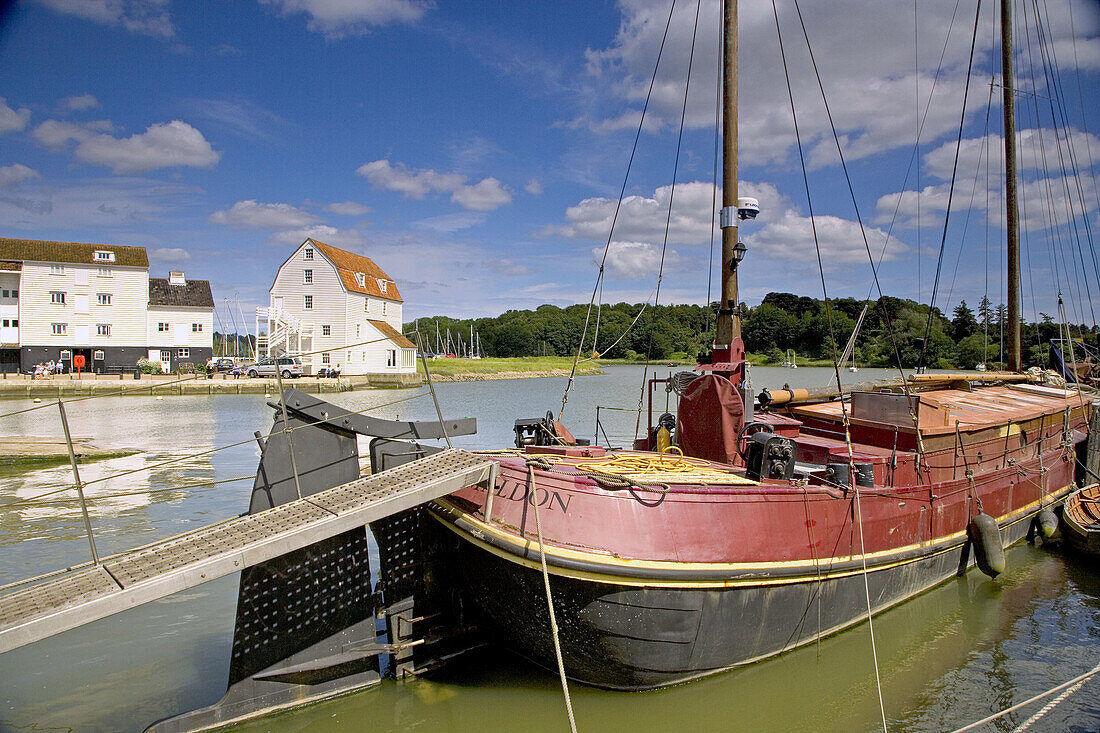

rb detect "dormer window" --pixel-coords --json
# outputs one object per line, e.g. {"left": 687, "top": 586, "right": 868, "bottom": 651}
{"left": 304, "top": 247, "right": 314, "bottom": 261}
{"left": 355, "top": 272, "right": 366, "bottom": 288}
{"left": 377, "top": 279, "right": 388, "bottom": 293}
{"left": 94, "top": 250, "right": 115, "bottom": 262}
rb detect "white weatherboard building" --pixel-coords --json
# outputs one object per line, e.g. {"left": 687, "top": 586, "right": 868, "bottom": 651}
{"left": 0, "top": 238, "right": 214, "bottom": 373}
{"left": 257, "top": 238, "right": 416, "bottom": 377}
{"left": 147, "top": 271, "right": 216, "bottom": 372}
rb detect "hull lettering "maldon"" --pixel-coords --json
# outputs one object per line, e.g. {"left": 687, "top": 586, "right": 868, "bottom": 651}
{"left": 474, "top": 479, "right": 572, "bottom": 513}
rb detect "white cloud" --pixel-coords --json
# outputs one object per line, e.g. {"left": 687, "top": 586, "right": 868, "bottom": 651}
{"left": 265, "top": 224, "right": 366, "bottom": 248}
{"left": 0, "top": 98, "right": 31, "bottom": 135}
{"left": 150, "top": 247, "right": 190, "bottom": 262}
{"left": 35, "top": 119, "right": 219, "bottom": 173}
{"left": 490, "top": 258, "right": 533, "bottom": 276}
{"left": 525, "top": 179, "right": 544, "bottom": 196}
{"left": 747, "top": 208, "right": 901, "bottom": 266}
{"left": 580, "top": 0, "right": 1094, "bottom": 167}
{"left": 0, "top": 164, "right": 41, "bottom": 189}
{"left": 552, "top": 181, "right": 718, "bottom": 244}
{"left": 555, "top": 179, "right": 895, "bottom": 273}
{"left": 210, "top": 200, "right": 321, "bottom": 229}
{"left": 596, "top": 241, "right": 682, "bottom": 280}
{"left": 325, "top": 200, "right": 371, "bottom": 216}
{"left": 451, "top": 177, "right": 511, "bottom": 211}
{"left": 259, "top": 0, "right": 430, "bottom": 38}
{"left": 73, "top": 120, "right": 219, "bottom": 173}
{"left": 357, "top": 159, "right": 513, "bottom": 211}
{"left": 877, "top": 127, "right": 1100, "bottom": 231}
{"left": 61, "top": 94, "right": 99, "bottom": 111}
{"left": 33, "top": 120, "right": 100, "bottom": 149}
{"left": 35, "top": 0, "right": 174, "bottom": 38}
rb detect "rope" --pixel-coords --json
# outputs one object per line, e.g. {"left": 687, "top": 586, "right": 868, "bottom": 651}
{"left": 948, "top": 660, "right": 1100, "bottom": 733}
{"left": 526, "top": 461, "right": 578, "bottom": 733}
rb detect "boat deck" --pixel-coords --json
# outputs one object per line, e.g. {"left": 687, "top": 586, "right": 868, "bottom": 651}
{"left": 0, "top": 448, "right": 496, "bottom": 654}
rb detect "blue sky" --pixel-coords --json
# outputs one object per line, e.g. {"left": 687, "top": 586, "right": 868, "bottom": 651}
{"left": 0, "top": 0, "right": 1098, "bottom": 329}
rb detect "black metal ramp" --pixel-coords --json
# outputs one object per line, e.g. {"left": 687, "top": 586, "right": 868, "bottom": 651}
{"left": 0, "top": 448, "right": 495, "bottom": 654}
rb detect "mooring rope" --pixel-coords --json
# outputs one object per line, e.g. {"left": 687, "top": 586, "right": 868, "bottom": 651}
{"left": 948, "top": 660, "right": 1100, "bottom": 733}
{"left": 526, "top": 460, "right": 578, "bottom": 733}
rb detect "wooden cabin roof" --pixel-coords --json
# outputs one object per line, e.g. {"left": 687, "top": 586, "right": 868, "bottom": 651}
{"left": 790, "top": 383, "right": 1086, "bottom": 436}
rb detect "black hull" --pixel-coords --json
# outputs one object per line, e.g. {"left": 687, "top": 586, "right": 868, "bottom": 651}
{"left": 437, "top": 511, "right": 1038, "bottom": 690}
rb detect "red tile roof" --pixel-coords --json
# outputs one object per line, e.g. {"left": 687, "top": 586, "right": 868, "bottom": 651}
{"left": 307, "top": 239, "right": 402, "bottom": 303}
{"left": 368, "top": 319, "right": 416, "bottom": 349}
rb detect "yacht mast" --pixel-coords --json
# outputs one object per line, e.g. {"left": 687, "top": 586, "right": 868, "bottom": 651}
{"left": 715, "top": 0, "right": 739, "bottom": 358}
{"left": 1002, "top": 0, "right": 1022, "bottom": 371}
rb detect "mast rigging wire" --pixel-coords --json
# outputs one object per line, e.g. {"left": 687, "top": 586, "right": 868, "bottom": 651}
{"left": 635, "top": 0, "right": 704, "bottom": 441}
{"left": 558, "top": 0, "right": 679, "bottom": 422}
{"left": 916, "top": 0, "right": 984, "bottom": 372}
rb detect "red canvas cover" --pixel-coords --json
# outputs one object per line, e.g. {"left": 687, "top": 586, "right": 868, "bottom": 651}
{"left": 677, "top": 373, "right": 744, "bottom": 465}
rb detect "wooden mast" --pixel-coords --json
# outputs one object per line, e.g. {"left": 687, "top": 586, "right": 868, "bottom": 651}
{"left": 714, "top": 0, "right": 742, "bottom": 373}
{"left": 1002, "top": 0, "right": 1022, "bottom": 371}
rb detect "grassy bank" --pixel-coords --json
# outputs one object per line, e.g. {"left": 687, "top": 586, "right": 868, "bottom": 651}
{"left": 418, "top": 357, "right": 604, "bottom": 381}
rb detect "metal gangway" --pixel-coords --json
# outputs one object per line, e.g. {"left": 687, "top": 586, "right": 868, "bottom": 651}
{"left": 0, "top": 387, "right": 499, "bottom": 729}
{"left": 0, "top": 448, "right": 494, "bottom": 654}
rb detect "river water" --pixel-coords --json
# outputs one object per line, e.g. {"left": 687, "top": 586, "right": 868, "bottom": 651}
{"left": 0, "top": 365, "right": 1097, "bottom": 732}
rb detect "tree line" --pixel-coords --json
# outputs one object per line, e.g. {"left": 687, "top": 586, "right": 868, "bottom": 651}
{"left": 404, "top": 293, "right": 1095, "bottom": 369}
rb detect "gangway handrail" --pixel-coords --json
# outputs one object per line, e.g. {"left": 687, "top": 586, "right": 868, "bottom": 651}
{"left": 0, "top": 448, "right": 496, "bottom": 655}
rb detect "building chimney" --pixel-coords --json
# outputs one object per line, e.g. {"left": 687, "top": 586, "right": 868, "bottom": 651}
{"left": 168, "top": 271, "right": 186, "bottom": 285}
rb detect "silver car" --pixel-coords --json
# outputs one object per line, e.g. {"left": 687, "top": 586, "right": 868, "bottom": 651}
{"left": 245, "top": 357, "right": 303, "bottom": 378}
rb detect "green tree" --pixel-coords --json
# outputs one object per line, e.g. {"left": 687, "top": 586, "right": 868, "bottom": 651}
{"left": 951, "top": 300, "right": 978, "bottom": 341}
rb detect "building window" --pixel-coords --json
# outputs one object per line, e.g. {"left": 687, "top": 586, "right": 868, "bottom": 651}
{"left": 304, "top": 295, "right": 313, "bottom": 309}
{"left": 96, "top": 324, "right": 111, "bottom": 336}
{"left": 93, "top": 251, "right": 115, "bottom": 262}
{"left": 379, "top": 279, "right": 388, "bottom": 293}
{"left": 158, "top": 322, "right": 170, "bottom": 332}
{"left": 304, "top": 247, "right": 313, "bottom": 261}
{"left": 322, "top": 352, "right": 331, "bottom": 364}
{"left": 50, "top": 265, "right": 64, "bottom": 275}
{"left": 96, "top": 293, "right": 112, "bottom": 306}
{"left": 51, "top": 323, "right": 67, "bottom": 335}
{"left": 11, "top": 319, "right": 17, "bottom": 327}
{"left": 50, "top": 291, "right": 66, "bottom": 304}
{"left": 355, "top": 324, "right": 360, "bottom": 338}
{"left": 403, "top": 350, "right": 414, "bottom": 367}
{"left": 386, "top": 350, "right": 396, "bottom": 367}
{"left": 192, "top": 323, "right": 202, "bottom": 332}
{"left": 364, "top": 298, "right": 369, "bottom": 312}
{"left": 2, "top": 290, "right": 7, "bottom": 298}
{"left": 304, "top": 269, "right": 313, "bottom": 284}
{"left": 383, "top": 302, "right": 388, "bottom": 316}
{"left": 355, "top": 272, "right": 366, "bottom": 288}
{"left": 2, "top": 320, "right": 8, "bottom": 327}
{"left": 97, "top": 267, "right": 112, "bottom": 277}
{"left": 10, "top": 289, "right": 16, "bottom": 298}
{"left": 178, "top": 348, "right": 189, "bottom": 358}
{"left": 93, "top": 350, "right": 104, "bottom": 361}
{"left": 322, "top": 324, "right": 331, "bottom": 336}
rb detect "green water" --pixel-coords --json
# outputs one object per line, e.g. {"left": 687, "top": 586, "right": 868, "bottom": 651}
{"left": 0, "top": 366, "right": 1097, "bottom": 732}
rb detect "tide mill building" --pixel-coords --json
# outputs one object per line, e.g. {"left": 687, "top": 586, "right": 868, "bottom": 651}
{"left": 257, "top": 238, "right": 416, "bottom": 377}
{"left": 0, "top": 238, "right": 214, "bottom": 373}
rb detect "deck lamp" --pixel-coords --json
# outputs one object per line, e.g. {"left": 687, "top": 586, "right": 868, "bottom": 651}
{"left": 731, "top": 241, "right": 747, "bottom": 270}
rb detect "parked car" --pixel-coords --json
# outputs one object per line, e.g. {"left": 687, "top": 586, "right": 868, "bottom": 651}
{"left": 212, "top": 357, "right": 235, "bottom": 372}
{"left": 245, "top": 357, "right": 303, "bottom": 378}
